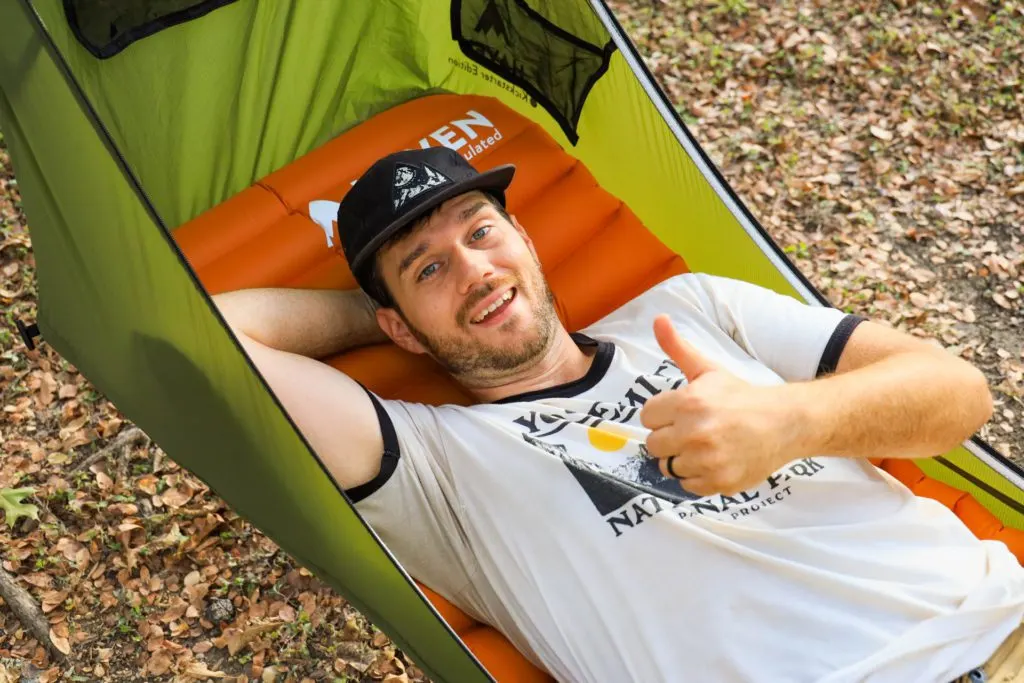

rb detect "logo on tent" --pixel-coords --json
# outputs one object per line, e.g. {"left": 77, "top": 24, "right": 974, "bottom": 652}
{"left": 392, "top": 163, "right": 451, "bottom": 210}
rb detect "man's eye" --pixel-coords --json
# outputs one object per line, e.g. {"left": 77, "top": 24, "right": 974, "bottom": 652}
{"left": 471, "top": 226, "right": 491, "bottom": 241}
{"left": 418, "top": 262, "right": 439, "bottom": 281}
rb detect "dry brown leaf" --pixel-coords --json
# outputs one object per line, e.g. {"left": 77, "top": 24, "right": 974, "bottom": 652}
{"left": 54, "top": 537, "right": 90, "bottom": 566}
{"left": 809, "top": 172, "right": 841, "bottom": 185}
{"left": 181, "top": 662, "right": 228, "bottom": 679}
{"left": 99, "top": 591, "right": 119, "bottom": 610}
{"left": 869, "top": 125, "right": 893, "bottom": 141}
{"left": 46, "top": 452, "right": 70, "bottom": 466}
{"left": 94, "top": 471, "right": 113, "bottom": 491}
{"left": 59, "top": 415, "right": 88, "bottom": 437}
{"left": 137, "top": 474, "right": 159, "bottom": 495}
{"left": 909, "top": 292, "right": 930, "bottom": 308}
{"left": 160, "top": 600, "right": 189, "bottom": 623}
{"left": 22, "top": 572, "right": 53, "bottom": 589}
{"left": 161, "top": 484, "right": 194, "bottom": 508}
{"left": 215, "top": 621, "right": 279, "bottom": 656}
{"left": 40, "top": 590, "right": 69, "bottom": 614}
{"left": 49, "top": 626, "right": 70, "bottom": 655}
{"left": 146, "top": 650, "right": 173, "bottom": 676}
{"left": 100, "top": 417, "right": 123, "bottom": 438}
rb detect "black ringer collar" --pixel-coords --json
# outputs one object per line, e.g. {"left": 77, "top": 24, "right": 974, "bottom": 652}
{"left": 491, "top": 332, "right": 615, "bottom": 405}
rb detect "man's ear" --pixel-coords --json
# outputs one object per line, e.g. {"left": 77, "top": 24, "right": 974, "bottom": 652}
{"left": 510, "top": 215, "right": 540, "bottom": 262}
{"left": 375, "top": 307, "right": 428, "bottom": 356}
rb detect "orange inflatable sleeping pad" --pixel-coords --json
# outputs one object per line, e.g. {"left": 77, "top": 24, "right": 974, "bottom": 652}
{"left": 172, "top": 93, "right": 1023, "bottom": 680}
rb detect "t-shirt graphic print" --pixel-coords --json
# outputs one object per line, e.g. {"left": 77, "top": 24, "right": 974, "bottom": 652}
{"left": 349, "top": 273, "right": 1024, "bottom": 683}
{"left": 513, "top": 355, "right": 703, "bottom": 512}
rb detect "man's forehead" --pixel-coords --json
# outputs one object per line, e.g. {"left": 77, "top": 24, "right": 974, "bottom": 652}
{"left": 428, "top": 190, "right": 493, "bottom": 225}
{"left": 396, "top": 191, "right": 493, "bottom": 244}
{"left": 379, "top": 190, "right": 497, "bottom": 273}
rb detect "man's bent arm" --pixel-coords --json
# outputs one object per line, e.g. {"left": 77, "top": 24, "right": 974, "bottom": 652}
{"left": 783, "top": 320, "right": 994, "bottom": 462}
{"left": 211, "top": 287, "right": 391, "bottom": 490}
{"left": 212, "top": 287, "right": 387, "bottom": 359}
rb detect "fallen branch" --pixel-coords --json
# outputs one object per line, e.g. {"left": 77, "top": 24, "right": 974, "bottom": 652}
{"left": 0, "top": 561, "right": 65, "bottom": 663}
{"left": 70, "top": 426, "right": 150, "bottom": 474}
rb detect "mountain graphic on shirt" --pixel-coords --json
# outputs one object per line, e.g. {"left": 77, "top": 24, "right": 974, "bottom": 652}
{"left": 560, "top": 449, "right": 700, "bottom": 515}
{"left": 521, "top": 431, "right": 699, "bottom": 515}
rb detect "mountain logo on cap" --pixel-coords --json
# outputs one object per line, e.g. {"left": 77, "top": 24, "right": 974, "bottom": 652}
{"left": 392, "top": 162, "right": 452, "bottom": 210}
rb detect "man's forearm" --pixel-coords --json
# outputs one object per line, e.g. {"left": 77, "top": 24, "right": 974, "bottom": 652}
{"left": 781, "top": 351, "right": 993, "bottom": 462}
{"left": 212, "top": 287, "right": 388, "bottom": 358}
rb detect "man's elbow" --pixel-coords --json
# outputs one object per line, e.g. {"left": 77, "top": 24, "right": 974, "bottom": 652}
{"left": 210, "top": 291, "right": 248, "bottom": 334}
{"left": 955, "top": 359, "right": 994, "bottom": 438}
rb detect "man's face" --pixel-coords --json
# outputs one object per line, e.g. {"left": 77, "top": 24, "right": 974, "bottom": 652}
{"left": 375, "top": 191, "right": 559, "bottom": 378}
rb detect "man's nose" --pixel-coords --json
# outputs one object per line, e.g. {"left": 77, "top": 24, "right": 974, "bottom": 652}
{"left": 453, "top": 245, "right": 495, "bottom": 294}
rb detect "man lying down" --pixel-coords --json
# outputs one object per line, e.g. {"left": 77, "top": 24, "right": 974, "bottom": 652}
{"left": 212, "top": 147, "right": 1024, "bottom": 683}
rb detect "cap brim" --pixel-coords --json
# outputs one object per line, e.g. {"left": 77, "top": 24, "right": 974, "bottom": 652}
{"left": 349, "top": 163, "right": 516, "bottom": 272}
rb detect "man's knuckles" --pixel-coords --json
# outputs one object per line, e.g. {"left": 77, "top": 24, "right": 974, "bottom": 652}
{"left": 641, "top": 399, "right": 719, "bottom": 437}
{"left": 638, "top": 393, "right": 677, "bottom": 429}
{"left": 644, "top": 429, "right": 675, "bottom": 458}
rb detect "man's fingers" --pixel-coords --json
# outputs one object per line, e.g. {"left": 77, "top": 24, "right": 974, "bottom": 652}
{"left": 645, "top": 423, "right": 685, "bottom": 458}
{"left": 653, "top": 314, "right": 719, "bottom": 381}
{"left": 638, "top": 390, "right": 683, "bottom": 430}
{"left": 659, "top": 454, "right": 700, "bottom": 480}
{"left": 679, "top": 478, "right": 717, "bottom": 497}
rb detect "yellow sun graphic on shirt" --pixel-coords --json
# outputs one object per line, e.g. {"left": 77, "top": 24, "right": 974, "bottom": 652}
{"left": 587, "top": 425, "right": 631, "bottom": 452}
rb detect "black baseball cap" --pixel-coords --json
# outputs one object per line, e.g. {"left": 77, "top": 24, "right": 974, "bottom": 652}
{"left": 337, "top": 147, "right": 516, "bottom": 304}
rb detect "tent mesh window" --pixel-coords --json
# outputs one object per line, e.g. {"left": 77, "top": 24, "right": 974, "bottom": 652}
{"left": 452, "top": 0, "right": 614, "bottom": 145}
{"left": 63, "top": 0, "right": 239, "bottom": 59}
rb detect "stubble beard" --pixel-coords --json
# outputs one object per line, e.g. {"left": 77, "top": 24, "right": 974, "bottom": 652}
{"left": 402, "top": 261, "right": 560, "bottom": 378}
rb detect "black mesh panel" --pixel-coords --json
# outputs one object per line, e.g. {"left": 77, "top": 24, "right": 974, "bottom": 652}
{"left": 452, "top": 0, "right": 615, "bottom": 145}
{"left": 63, "top": 0, "right": 239, "bottom": 59}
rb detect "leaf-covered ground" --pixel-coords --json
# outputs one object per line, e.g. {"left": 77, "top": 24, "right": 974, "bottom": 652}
{"left": 614, "top": 0, "right": 1023, "bottom": 460}
{"left": 1, "top": 1, "right": 1022, "bottom": 682}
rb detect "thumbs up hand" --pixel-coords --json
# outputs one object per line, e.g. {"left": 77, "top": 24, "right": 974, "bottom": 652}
{"left": 640, "top": 315, "right": 797, "bottom": 497}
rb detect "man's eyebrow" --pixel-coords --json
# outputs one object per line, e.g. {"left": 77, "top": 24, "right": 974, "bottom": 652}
{"left": 458, "top": 200, "right": 488, "bottom": 224}
{"left": 396, "top": 201, "right": 491, "bottom": 277}
{"left": 397, "top": 241, "right": 430, "bottom": 278}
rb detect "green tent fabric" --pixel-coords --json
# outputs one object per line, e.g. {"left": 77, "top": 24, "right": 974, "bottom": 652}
{"left": 2, "top": 1, "right": 1022, "bottom": 681}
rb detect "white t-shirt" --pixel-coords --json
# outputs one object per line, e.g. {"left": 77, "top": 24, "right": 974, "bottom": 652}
{"left": 349, "top": 273, "right": 1024, "bottom": 683}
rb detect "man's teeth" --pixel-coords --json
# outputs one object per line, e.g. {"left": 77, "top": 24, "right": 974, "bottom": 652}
{"left": 472, "top": 290, "right": 514, "bottom": 323}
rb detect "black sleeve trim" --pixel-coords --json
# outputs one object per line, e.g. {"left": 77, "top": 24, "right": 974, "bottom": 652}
{"left": 816, "top": 314, "right": 866, "bottom": 377}
{"left": 345, "top": 386, "right": 401, "bottom": 504}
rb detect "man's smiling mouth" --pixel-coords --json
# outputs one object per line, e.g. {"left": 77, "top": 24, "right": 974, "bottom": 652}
{"left": 470, "top": 288, "right": 516, "bottom": 324}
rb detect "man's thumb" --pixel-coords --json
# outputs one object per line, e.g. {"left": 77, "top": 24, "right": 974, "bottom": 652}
{"left": 653, "top": 314, "right": 717, "bottom": 380}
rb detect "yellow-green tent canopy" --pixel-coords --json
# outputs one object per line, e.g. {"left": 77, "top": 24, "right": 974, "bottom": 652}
{"left": 2, "top": 2, "right": 1021, "bottom": 681}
